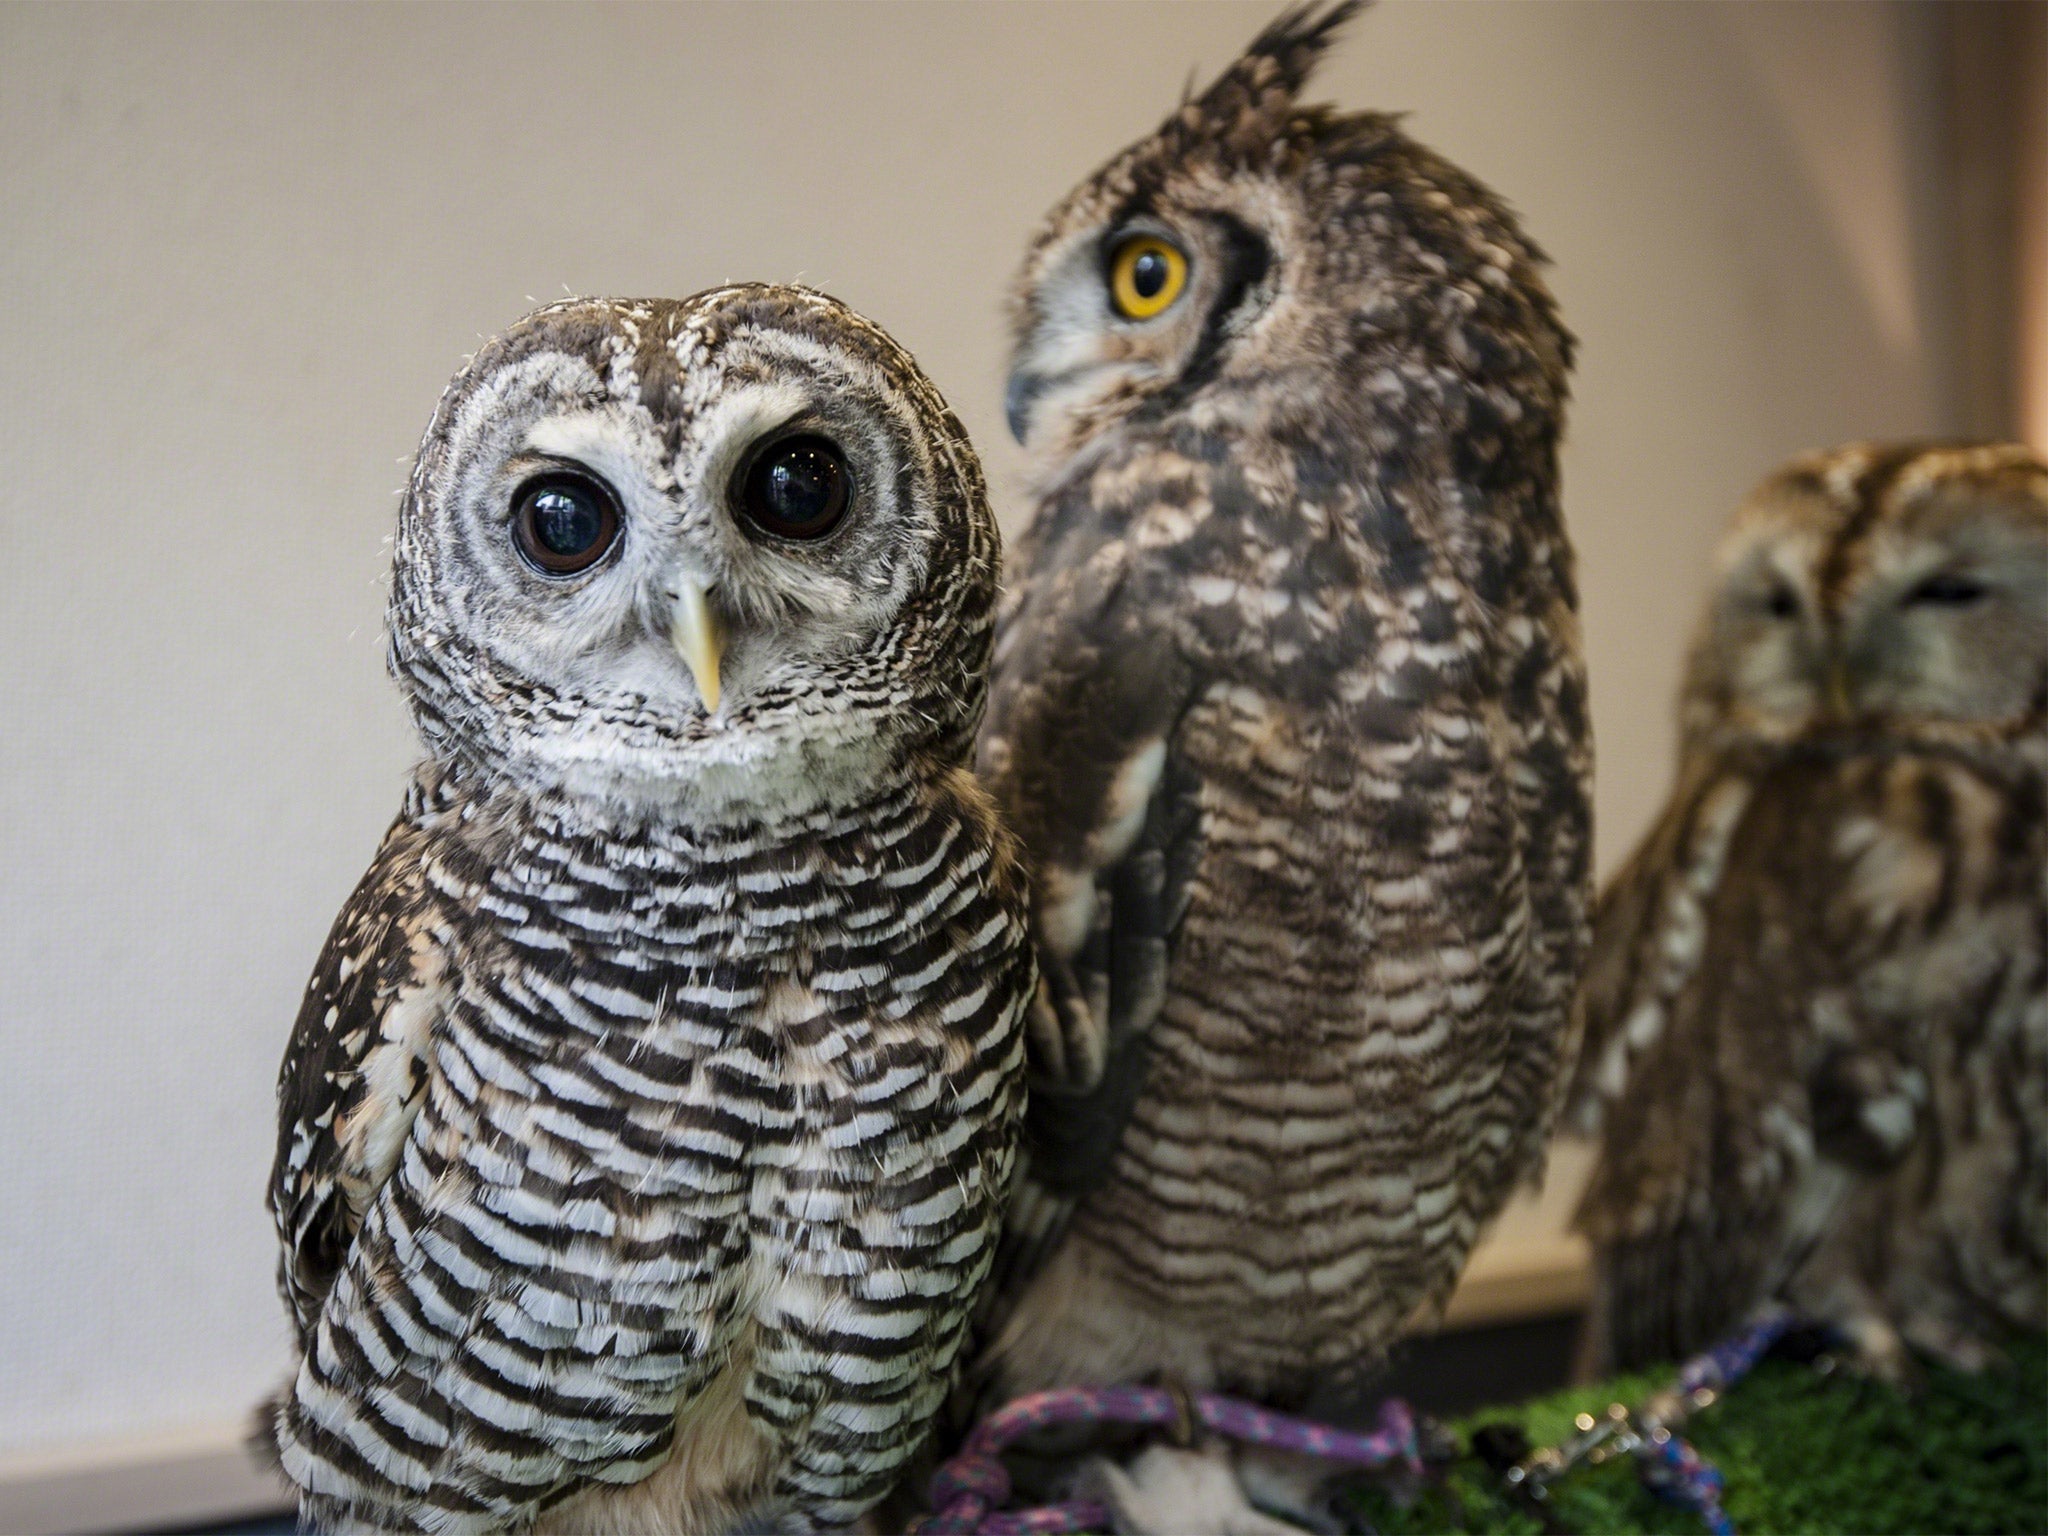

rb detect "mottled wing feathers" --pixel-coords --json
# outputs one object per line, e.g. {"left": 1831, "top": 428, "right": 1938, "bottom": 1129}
{"left": 270, "top": 812, "right": 446, "bottom": 1336}
{"left": 1572, "top": 770, "right": 1823, "bottom": 1364}
{"left": 1565, "top": 768, "right": 1752, "bottom": 1134}
{"left": 977, "top": 483, "right": 1206, "bottom": 1321}
{"left": 982, "top": 490, "right": 1198, "bottom": 1094}
{"left": 1478, "top": 399, "right": 1590, "bottom": 1181}
{"left": 1569, "top": 752, "right": 2045, "bottom": 1366}
{"left": 273, "top": 982, "right": 731, "bottom": 1531}
{"left": 263, "top": 806, "right": 720, "bottom": 1528}
{"left": 984, "top": 754, "right": 1205, "bottom": 1331}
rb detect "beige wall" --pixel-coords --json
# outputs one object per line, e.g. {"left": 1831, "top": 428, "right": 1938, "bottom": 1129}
{"left": 0, "top": 1, "right": 1961, "bottom": 1458}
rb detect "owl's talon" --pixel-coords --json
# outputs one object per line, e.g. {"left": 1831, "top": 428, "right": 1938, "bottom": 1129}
{"left": 1902, "top": 1315, "right": 2009, "bottom": 1378}
{"left": 1142, "top": 1370, "right": 1208, "bottom": 1449}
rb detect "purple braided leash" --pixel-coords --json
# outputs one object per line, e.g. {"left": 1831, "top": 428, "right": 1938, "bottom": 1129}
{"left": 1640, "top": 1430, "right": 1735, "bottom": 1536}
{"left": 1642, "top": 1307, "right": 1797, "bottom": 1535}
{"left": 1677, "top": 1307, "right": 1797, "bottom": 1400}
{"left": 916, "top": 1386, "right": 1422, "bottom": 1536}
{"left": 925, "top": 1311, "right": 1796, "bottom": 1536}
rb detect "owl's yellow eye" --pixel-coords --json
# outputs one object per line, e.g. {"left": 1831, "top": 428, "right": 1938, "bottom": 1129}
{"left": 1108, "top": 236, "right": 1188, "bottom": 321}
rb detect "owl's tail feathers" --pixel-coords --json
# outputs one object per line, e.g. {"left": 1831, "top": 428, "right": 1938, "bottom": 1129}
{"left": 245, "top": 1388, "right": 287, "bottom": 1476}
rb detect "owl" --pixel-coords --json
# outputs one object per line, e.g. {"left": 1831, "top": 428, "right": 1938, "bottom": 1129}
{"left": 1569, "top": 441, "right": 2048, "bottom": 1381}
{"left": 258, "top": 287, "right": 1035, "bottom": 1534}
{"left": 972, "top": 0, "right": 1590, "bottom": 1411}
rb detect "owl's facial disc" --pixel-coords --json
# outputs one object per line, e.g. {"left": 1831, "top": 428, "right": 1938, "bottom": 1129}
{"left": 468, "top": 392, "right": 888, "bottom": 737}
{"left": 391, "top": 291, "right": 997, "bottom": 820}
{"left": 1691, "top": 449, "right": 2048, "bottom": 746}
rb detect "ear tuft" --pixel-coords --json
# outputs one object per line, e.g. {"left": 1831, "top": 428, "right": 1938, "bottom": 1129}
{"left": 1187, "top": 0, "right": 1367, "bottom": 153}
{"left": 1240, "top": 0, "right": 1368, "bottom": 97}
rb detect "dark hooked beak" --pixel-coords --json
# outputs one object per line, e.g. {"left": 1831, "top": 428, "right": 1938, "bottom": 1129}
{"left": 1004, "top": 366, "right": 1045, "bottom": 445}
{"left": 1826, "top": 660, "right": 1852, "bottom": 721}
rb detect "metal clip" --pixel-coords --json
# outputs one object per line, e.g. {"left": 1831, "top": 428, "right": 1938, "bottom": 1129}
{"left": 1506, "top": 1402, "right": 1635, "bottom": 1498}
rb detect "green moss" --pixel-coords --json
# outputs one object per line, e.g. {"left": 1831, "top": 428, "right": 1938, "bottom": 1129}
{"left": 1344, "top": 1334, "right": 2047, "bottom": 1536}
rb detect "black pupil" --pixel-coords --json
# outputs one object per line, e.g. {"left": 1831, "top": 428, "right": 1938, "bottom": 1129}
{"left": 749, "top": 437, "right": 846, "bottom": 535}
{"left": 531, "top": 485, "right": 602, "bottom": 555}
{"left": 1131, "top": 249, "right": 1169, "bottom": 299}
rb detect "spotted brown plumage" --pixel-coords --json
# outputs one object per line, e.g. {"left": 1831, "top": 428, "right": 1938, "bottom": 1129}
{"left": 1569, "top": 442, "right": 2048, "bottom": 1380}
{"left": 973, "top": 2, "right": 1591, "bottom": 1407}
{"left": 260, "top": 288, "right": 1034, "bottom": 1534}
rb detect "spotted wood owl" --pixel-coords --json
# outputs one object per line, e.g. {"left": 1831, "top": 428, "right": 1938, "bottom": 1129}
{"left": 258, "top": 288, "right": 1035, "bottom": 1534}
{"left": 972, "top": 2, "right": 1591, "bottom": 1407}
{"left": 1569, "top": 442, "right": 2048, "bottom": 1380}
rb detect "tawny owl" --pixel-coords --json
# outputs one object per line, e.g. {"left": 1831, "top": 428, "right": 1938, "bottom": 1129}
{"left": 1569, "top": 441, "right": 2048, "bottom": 1380}
{"left": 973, "top": 1, "right": 1591, "bottom": 1409}
{"left": 259, "top": 287, "right": 1034, "bottom": 1534}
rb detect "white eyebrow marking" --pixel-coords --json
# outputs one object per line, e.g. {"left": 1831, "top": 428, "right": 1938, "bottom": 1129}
{"left": 524, "top": 411, "right": 634, "bottom": 465}
{"left": 684, "top": 382, "right": 814, "bottom": 505}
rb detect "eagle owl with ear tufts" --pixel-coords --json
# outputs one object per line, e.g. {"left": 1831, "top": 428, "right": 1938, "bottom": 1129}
{"left": 259, "top": 287, "right": 1034, "bottom": 1534}
{"left": 1570, "top": 442, "right": 2048, "bottom": 1381}
{"left": 974, "top": 1, "right": 1591, "bottom": 1407}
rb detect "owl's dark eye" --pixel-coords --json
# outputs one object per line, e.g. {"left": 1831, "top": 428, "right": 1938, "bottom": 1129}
{"left": 1905, "top": 572, "right": 1987, "bottom": 607}
{"left": 512, "top": 473, "right": 620, "bottom": 576}
{"left": 1762, "top": 584, "right": 1800, "bottom": 620}
{"left": 737, "top": 435, "right": 851, "bottom": 541}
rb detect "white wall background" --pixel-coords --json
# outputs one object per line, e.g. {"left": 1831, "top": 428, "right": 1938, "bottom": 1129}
{"left": 0, "top": 1, "right": 1961, "bottom": 1459}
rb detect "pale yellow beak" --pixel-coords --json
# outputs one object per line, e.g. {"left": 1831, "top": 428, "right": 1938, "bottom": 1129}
{"left": 671, "top": 579, "right": 725, "bottom": 714}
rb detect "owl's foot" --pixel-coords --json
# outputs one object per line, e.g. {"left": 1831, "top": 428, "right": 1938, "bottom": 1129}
{"left": 1229, "top": 1444, "right": 1396, "bottom": 1536}
{"left": 1899, "top": 1311, "right": 2009, "bottom": 1378}
{"left": 1027, "top": 959, "right": 1108, "bottom": 1094}
{"left": 1825, "top": 1309, "right": 1921, "bottom": 1389}
{"left": 1073, "top": 1443, "right": 1308, "bottom": 1536}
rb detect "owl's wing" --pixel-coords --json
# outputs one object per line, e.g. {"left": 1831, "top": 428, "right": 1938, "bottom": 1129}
{"left": 265, "top": 833, "right": 742, "bottom": 1527}
{"left": 975, "top": 507, "right": 1199, "bottom": 1323}
{"left": 1571, "top": 763, "right": 1857, "bottom": 1367}
{"left": 269, "top": 812, "right": 448, "bottom": 1338}
{"left": 1564, "top": 766, "right": 1756, "bottom": 1133}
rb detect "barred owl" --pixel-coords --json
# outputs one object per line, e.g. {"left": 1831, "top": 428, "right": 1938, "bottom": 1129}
{"left": 258, "top": 288, "right": 1034, "bottom": 1534}
{"left": 973, "top": 1, "right": 1591, "bottom": 1409}
{"left": 1570, "top": 441, "right": 2048, "bottom": 1380}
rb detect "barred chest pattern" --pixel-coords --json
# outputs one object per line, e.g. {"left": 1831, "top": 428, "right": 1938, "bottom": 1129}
{"left": 271, "top": 765, "right": 1030, "bottom": 1532}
